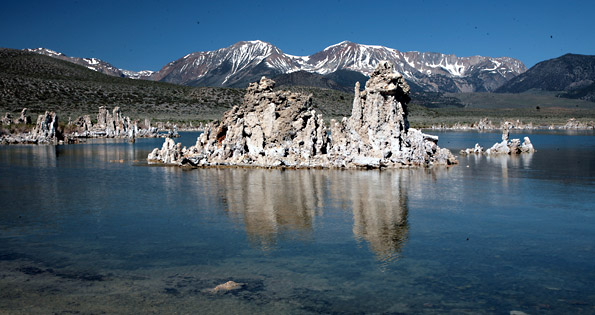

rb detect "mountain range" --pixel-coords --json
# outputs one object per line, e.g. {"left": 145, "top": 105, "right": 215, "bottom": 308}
{"left": 27, "top": 41, "right": 527, "bottom": 93}
{"left": 2, "top": 47, "right": 592, "bottom": 127}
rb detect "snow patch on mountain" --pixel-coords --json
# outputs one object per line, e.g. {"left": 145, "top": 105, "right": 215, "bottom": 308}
{"left": 121, "top": 69, "right": 155, "bottom": 79}
{"left": 26, "top": 48, "right": 64, "bottom": 57}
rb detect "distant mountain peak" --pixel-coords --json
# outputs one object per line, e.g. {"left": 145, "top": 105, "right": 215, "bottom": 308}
{"left": 324, "top": 41, "right": 355, "bottom": 49}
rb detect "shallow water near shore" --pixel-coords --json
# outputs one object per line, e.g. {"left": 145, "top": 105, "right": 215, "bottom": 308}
{"left": 0, "top": 131, "right": 594, "bottom": 314}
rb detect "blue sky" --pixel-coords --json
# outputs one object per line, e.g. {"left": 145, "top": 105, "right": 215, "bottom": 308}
{"left": 1, "top": 0, "right": 593, "bottom": 71}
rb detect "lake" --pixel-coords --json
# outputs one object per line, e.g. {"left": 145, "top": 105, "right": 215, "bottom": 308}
{"left": 0, "top": 130, "right": 594, "bottom": 314}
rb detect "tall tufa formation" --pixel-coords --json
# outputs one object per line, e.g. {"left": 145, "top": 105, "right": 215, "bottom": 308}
{"left": 1, "top": 110, "right": 60, "bottom": 144}
{"left": 149, "top": 76, "right": 329, "bottom": 167}
{"left": 148, "top": 61, "right": 457, "bottom": 168}
{"left": 31, "top": 111, "right": 59, "bottom": 144}
{"left": 68, "top": 106, "right": 161, "bottom": 139}
{"left": 96, "top": 106, "right": 136, "bottom": 138}
{"left": 329, "top": 61, "right": 457, "bottom": 167}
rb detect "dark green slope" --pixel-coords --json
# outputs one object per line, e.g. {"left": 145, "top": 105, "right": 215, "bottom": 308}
{"left": 496, "top": 53, "right": 595, "bottom": 94}
{"left": 559, "top": 82, "right": 595, "bottom": 102}
{"left": 0, "top": 48, "right": 244, "bottom": 121}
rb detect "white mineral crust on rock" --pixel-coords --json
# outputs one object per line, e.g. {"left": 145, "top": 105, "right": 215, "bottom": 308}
{"left": 148, "top": 61, "right": 457, "bottom": 168}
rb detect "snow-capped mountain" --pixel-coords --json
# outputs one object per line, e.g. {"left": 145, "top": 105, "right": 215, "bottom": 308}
{"left": 25, "top": 48, "right": 153, "bottom": 80}
{"left": 154, "top": 40, "right": 527, "bottom": 92}
{"left": 26, "top": 41, "right": 527, "bottom": 93}
{"left": 152, "top": 40, "right": 304, "bottom": 87}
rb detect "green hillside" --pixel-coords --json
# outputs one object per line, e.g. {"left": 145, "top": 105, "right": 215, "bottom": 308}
{"left": 0, "top": 48, "right": 243, "bottom": 122}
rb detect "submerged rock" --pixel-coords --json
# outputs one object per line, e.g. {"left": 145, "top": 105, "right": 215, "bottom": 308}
{"left": 208, "top": 280, "right": 244, "bottom": 293}
{"left": 148, "top": 61, "right": 457, "bottom": 168}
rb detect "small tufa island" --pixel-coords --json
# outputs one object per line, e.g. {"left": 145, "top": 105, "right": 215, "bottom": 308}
{"left": 148, "top": 61, "right": 457, "bottom": 168}
{"left": 460, "top": 123, "right": 535, "bottom": 156}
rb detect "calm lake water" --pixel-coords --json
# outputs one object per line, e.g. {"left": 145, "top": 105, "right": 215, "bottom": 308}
{"left": 0, "top": 131, "right": 594, "bottom": 314}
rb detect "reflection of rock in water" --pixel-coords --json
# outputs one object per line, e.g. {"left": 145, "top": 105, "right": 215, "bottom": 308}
{"left": 485, "top": 152, "right": 534, "bottom": 188}
{"left": 216, "top": 169, "right": 324, "bottom": 248}
{"left": 333, "top": 171, "right": 409, "bottom": 262}
{"left": 214, "top": 168, "right": 415, "bottom": 261}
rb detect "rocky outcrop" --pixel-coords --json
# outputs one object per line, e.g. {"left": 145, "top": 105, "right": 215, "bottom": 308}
{"left": 430, "top": 118, "right": 534, "bottom": 131}
{"left": 68, "top": 106, "right": 163, "bottom": 139}
{"left": 1, "top": 106, "right": 165, "bottom": 145}
{"left": 431, "top": 117, "right": 595, "bottom": 131}
{"left": 460, "top": 143, "right": 484, "bottom": 155}
{"left": 148, "top": 61, "right": 457, "bottom": 168}
{"left": 460, "top": 126, "right": 535, "bottom": 155}
{"left": 76, "top": 106, "right": 139, "bottom": 138}
{"left": 560, "top": 118, "right": 594, "bottom": 130}
{"left": 177, "top": 76, "right": 329, "bottom": 167}
{"left": 2, "top": 111, "right": 61, "bottom": 144}
{"left": 30, "top": 111, "right": 59, "bottom": 144}
{"left": 486, "top": 136, "right": 534, "bottom": 155}
{"left": 328, "top": 62, "right": 457, "bottom": 167}
{"left": 17, "top": 108, "right": 31, "bottom": 124}
{"left": 71, "top": 115, "right": 93, "bottom": 133}
{"left": 147, "top": 138, "right": 183, "bottom": 164}
{"left": 0, "top": 108, "right": 30, "bottom": 125}
{"left": 0, "top": 112, "right": 12, "bottom": 125}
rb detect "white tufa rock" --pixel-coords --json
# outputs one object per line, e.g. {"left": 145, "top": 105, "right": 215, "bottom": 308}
{"left": 461, "top": 127, "right": 535, "bottom": 156}
{"left": 148, "top": 62, "right": 457, "bottom": 168}
{"left": 68, "top": 106, "right": 160, "bottom": 139}
{"left": 31, "top": 111, "right": 59, "bottom": 144}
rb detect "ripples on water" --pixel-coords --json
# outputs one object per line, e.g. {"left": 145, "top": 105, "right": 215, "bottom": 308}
{"left": 0, "top": 131, "right": 593, "bottom": 313}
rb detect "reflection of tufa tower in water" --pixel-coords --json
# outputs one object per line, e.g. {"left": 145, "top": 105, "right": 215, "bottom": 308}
{"left": 215, "top": 168, "right": 410, "bottom": 261}
{"left": 335, "top": 171, "right": 409, "bottom": 262}
{"left": 218, "top": 169, "right": 325, "bottom": 248}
